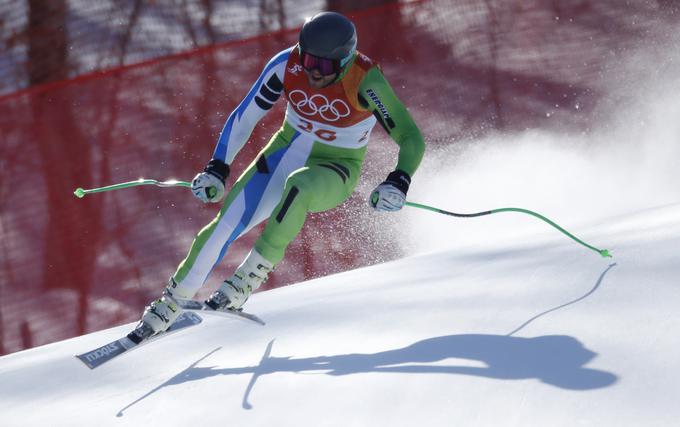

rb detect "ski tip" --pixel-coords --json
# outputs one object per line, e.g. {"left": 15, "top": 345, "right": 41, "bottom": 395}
{"left": 73, "top": 188, "right": 86, "bottom": 198}
{"left": 236, "top": 310, "right": 266, "bottom": 326}
{"left": 249, "top": 316, "right": 266, "bottom": 326}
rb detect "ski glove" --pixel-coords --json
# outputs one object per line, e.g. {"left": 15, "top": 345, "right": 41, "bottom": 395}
{"left": 191, "top": 159, "right": 229, "bottom": 203}
{"left": 369, "top": 169, "right": 411, "bottom": 212}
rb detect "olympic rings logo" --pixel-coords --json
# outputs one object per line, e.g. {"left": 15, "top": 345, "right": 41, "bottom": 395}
{"left": 289, "top": 90, "right": 351, "bottom": 122}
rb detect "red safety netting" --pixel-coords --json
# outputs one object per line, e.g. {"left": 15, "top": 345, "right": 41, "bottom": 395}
{"left": 1, "top": 0, "right": 677, "bottom": 354}
{"left": 0, "top": 0, "right": 332, "bottom": 96}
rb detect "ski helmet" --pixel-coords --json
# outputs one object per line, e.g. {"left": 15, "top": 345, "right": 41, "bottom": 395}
{"left": 299, "top": 12, "right": 357, "bottom": 72}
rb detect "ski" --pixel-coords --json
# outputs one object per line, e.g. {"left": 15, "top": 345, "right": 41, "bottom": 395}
{"left": 178, "top": 299, "right": 266, "bottom": 326}
{"left": 75, "top": 311, "right": 203, "bottom": 369}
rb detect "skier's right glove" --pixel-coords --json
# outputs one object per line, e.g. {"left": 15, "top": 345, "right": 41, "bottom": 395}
{"left": 191, "top": 159, "right": 229, "bottom": 203}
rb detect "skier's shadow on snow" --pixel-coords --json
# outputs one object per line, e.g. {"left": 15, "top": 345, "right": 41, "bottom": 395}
{"left": 118, "top": 264, "right": 618, "bottom": 414}
{"left": 161, "top": 332, "right": 617, "bottom": 412}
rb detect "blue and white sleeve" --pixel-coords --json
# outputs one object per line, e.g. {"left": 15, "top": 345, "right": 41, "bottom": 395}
{"left": 212, "top": 47, "right": 292, "bottom": 164}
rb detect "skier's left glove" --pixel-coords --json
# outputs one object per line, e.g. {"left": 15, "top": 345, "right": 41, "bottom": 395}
{"left": 369, "top": 169, "right": 411, "bottom": 212}
{"left": 191, "top": 159, "right": 229, "bottom": 203}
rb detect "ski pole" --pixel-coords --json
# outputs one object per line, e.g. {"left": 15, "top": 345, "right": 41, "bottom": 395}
{"left": 73, "top": 179, "right": 611, "bottom": 258}
{"left": 73, "top": 178, "right": 191, "bottom": 198}
{"left": 404, "top": 201, "right": 612, "bottom": 258}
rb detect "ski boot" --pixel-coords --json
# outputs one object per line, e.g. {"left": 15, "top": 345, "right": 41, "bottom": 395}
{"left": 205, "top": 249, "right": 273, "bottom": 311}
{"left": 128, "top": 285, "right": 183, "bottom": 343}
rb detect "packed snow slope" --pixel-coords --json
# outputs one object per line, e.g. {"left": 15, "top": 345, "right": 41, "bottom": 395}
{"left": 0, "top": 198, "right": 679, "bottom": 426}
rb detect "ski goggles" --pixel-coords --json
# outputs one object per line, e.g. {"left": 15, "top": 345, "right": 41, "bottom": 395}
{"left": 300, "top": 52, "right": 340, "bottom": 76}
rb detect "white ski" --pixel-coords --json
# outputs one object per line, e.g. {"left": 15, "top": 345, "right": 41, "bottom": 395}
{"left": 178, "top": 299, "right": 266, "bottom": 326}
{"left": 75, "top": 311, "right": 203, "bottom": 369}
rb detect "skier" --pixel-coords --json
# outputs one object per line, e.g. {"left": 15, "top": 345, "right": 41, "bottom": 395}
{"left": 131, "top": 11, "right": 425, "bottom": 339}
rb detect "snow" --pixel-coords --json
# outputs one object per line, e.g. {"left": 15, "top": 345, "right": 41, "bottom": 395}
{"left": 0, "top": 195, "right": 678, "bottom": 426}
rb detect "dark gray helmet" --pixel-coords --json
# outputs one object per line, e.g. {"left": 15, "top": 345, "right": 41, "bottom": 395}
{"left": 299, "top": 12, "right": 357, "bottom": 66}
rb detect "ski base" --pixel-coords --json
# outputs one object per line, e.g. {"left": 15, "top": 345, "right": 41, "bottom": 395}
{"left": 178, "top": 299, "right": 265, "bottom": 326}
{"left": 75, "top": 311, "right": 202, "bottom": 369}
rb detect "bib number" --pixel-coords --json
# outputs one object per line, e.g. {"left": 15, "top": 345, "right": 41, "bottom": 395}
{"left": 298, "top": 119, "right": 337, "bottom": 142}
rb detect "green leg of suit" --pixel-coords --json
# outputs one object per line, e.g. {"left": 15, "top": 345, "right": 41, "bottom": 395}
{"left": 255, "top": 145, "right": 362, "bottom": 265}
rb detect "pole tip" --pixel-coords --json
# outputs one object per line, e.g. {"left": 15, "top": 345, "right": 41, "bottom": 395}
{"left": 599, "top": 249, "right": 612, "bottom": 258}
{"left": 74, "top": 188, "right": 86, "bottom": 198}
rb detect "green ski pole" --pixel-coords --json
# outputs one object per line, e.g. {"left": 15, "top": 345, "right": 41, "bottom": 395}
{"left": 73, "top": 179, "right": 191, "bottom": 198}
{"left": 73, "top": 179, "right": 611, "bottom": 258}
{"left": 404, "top": 201, "right": 612, "bottom": 258}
